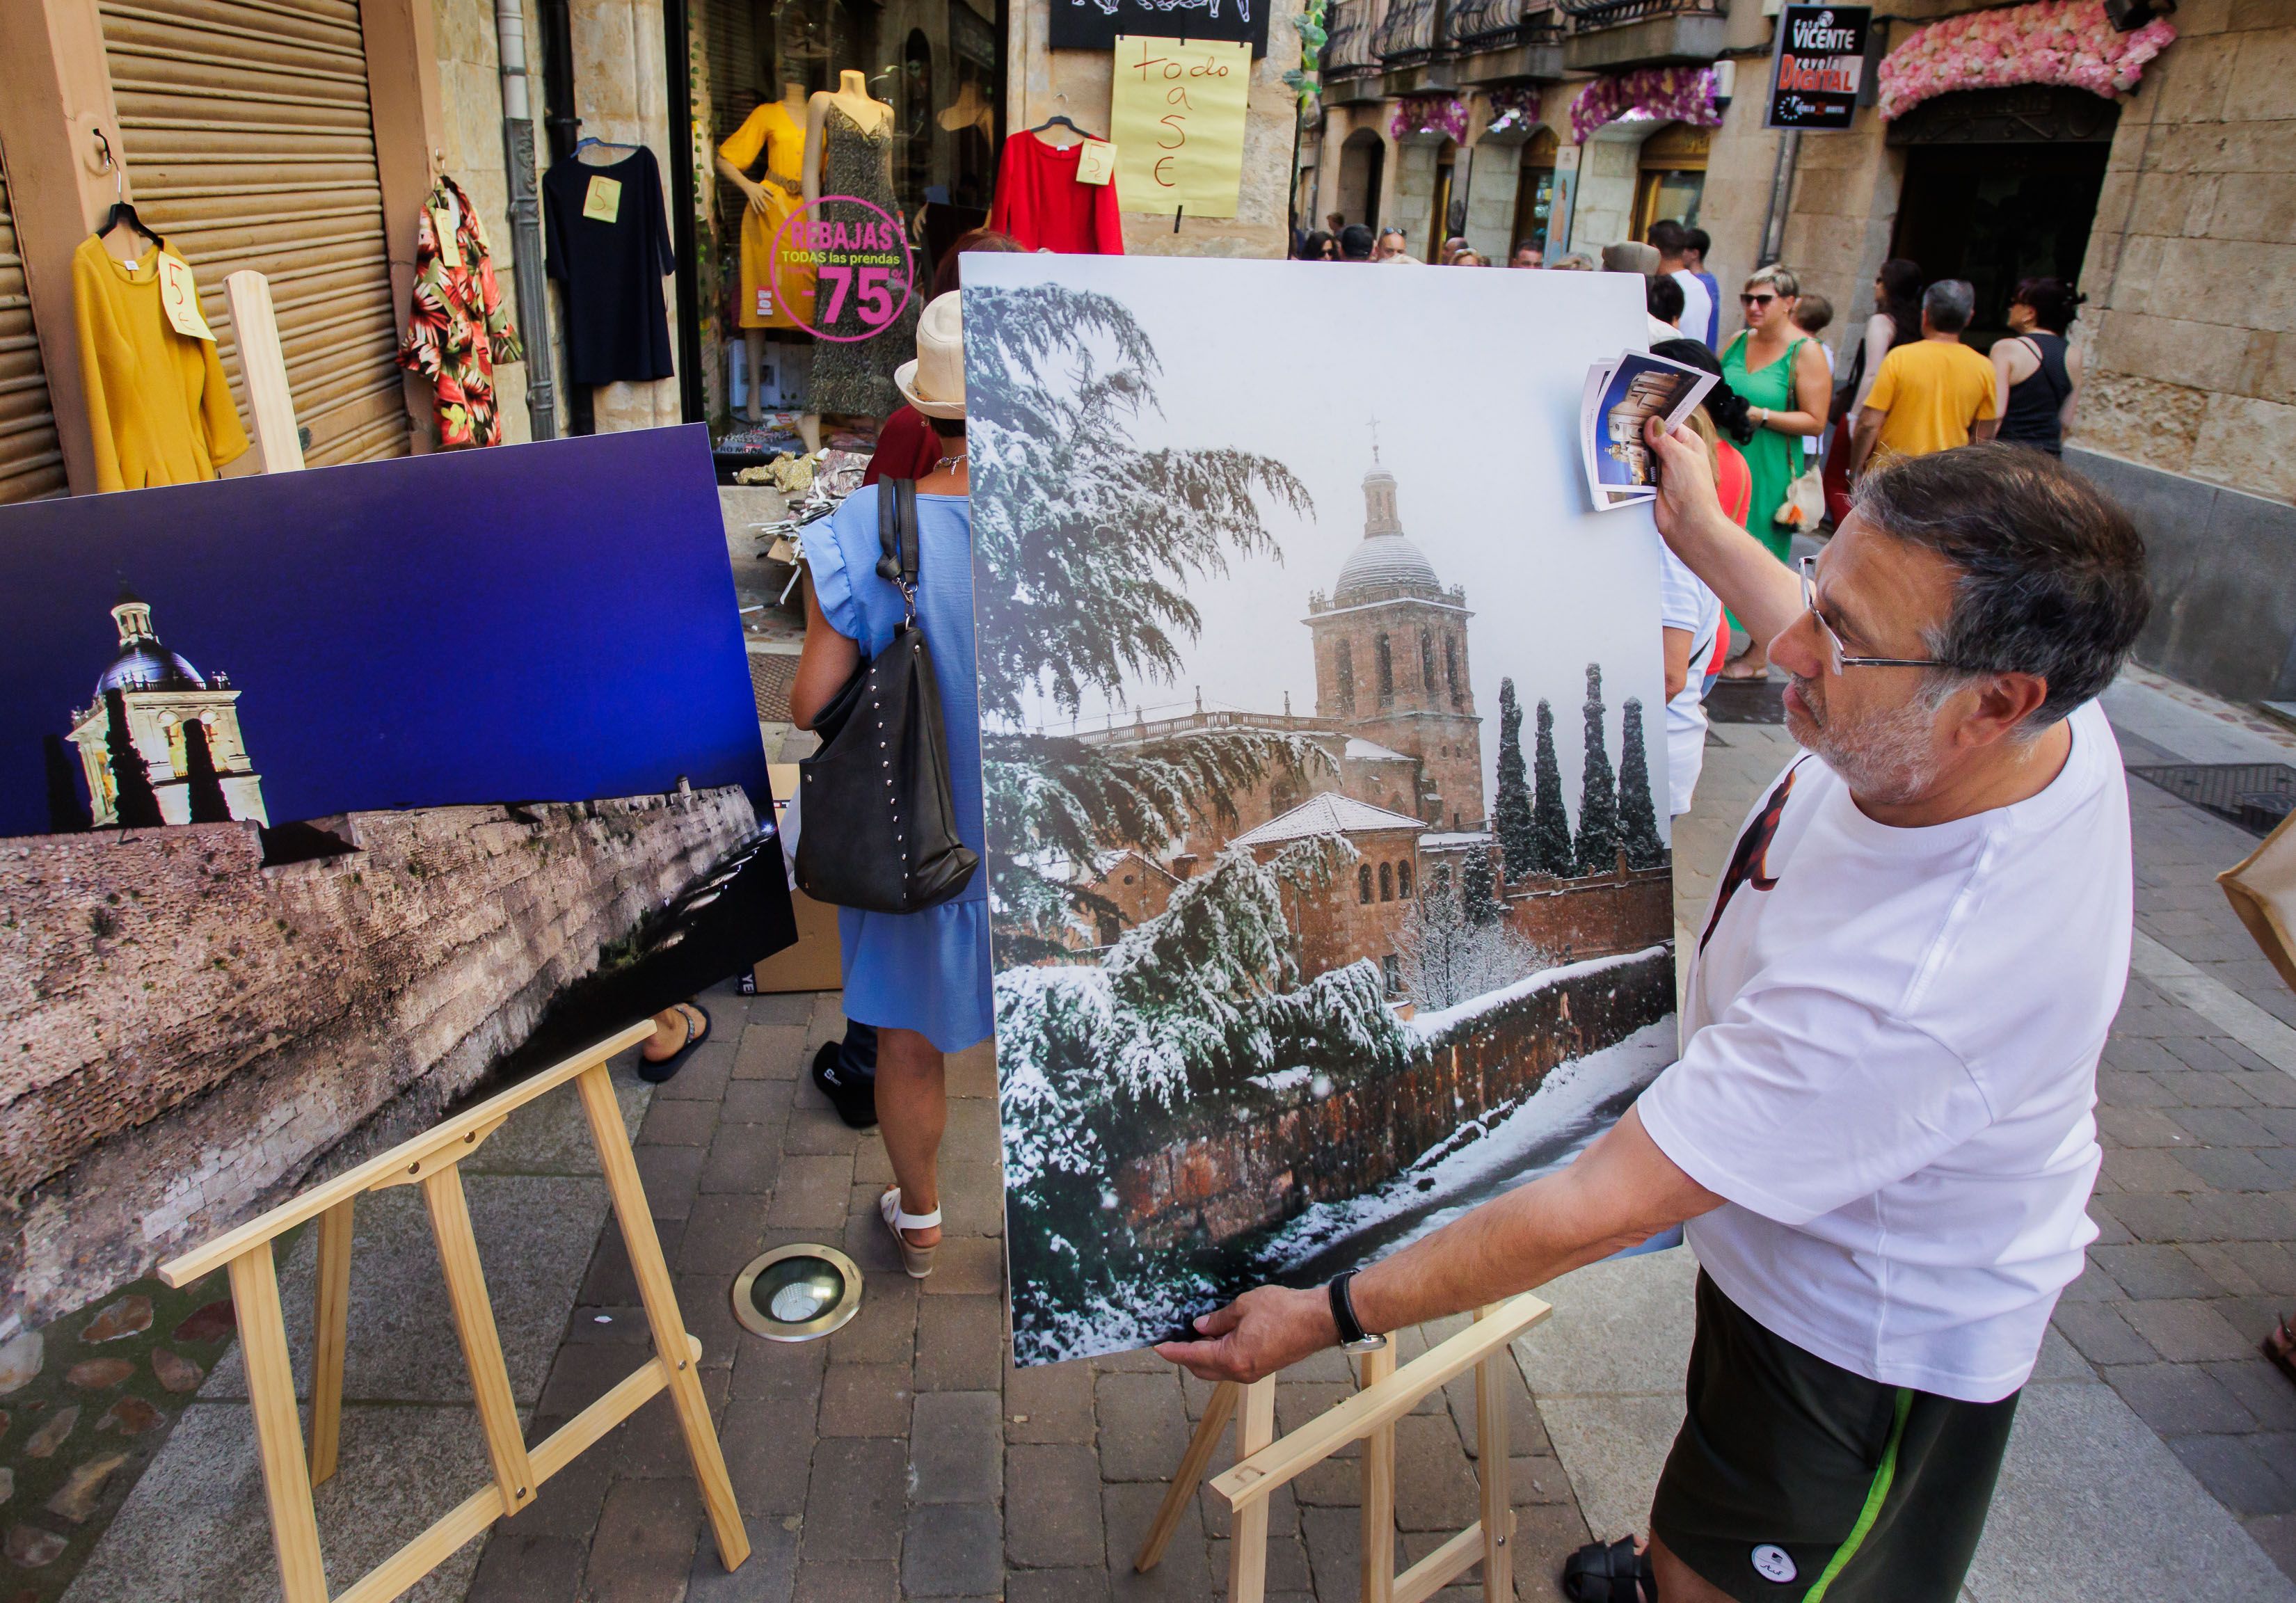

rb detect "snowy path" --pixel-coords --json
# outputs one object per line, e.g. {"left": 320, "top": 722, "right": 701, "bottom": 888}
{"left": 1247, "top": 1016, "right": 1679, "bottom": 1282}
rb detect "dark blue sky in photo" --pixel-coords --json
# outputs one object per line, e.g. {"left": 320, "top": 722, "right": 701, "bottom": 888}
{"left": 0, "top": 426, "right": 770, "bottom": 838}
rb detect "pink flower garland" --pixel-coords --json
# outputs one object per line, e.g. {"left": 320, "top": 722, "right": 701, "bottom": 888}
{"left": 1569, "top": 67, "right": 1720, "bottom": 144}
{"left": 1392, "top": 93, "right": 1470, "bottom": 142}
{"left": 1876, "top": 0, "right": 2175, "bottom": 120}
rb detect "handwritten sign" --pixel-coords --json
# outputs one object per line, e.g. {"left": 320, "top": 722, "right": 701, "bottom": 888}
{"left": 157, "top": 255, "right": 215, "bottom": 342}
{"left": 1764, "top": 4, "right": 1871, "bottom": 130}
{"left": 1110, "top": 36, "right": 1252, "bottom": 219}
{"left": 1075, "top": 139, "right": 1117, "bottom": 186}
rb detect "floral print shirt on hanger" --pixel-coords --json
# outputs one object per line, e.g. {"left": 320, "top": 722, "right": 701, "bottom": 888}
{"left": 397, "top": 176, "right": 524, "bottom": 448}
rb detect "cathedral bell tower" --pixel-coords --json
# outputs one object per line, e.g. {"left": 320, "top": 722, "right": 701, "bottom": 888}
{"left": 1302, "top": 460, "right": 1485, "bottom": 830}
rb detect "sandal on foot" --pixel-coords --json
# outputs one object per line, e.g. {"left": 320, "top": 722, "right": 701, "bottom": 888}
{"left": 1562, "top": 1536, "right": 1654, "bottom": 1603}
{"left": 637, "top": 1003, "right": 710, "bottom": 1085}
{"left": 879, "top": 1188, "right": 941, "bottom": 1279}
{"left": 812, "top": 1042, "right": 879, "bottom": 1130}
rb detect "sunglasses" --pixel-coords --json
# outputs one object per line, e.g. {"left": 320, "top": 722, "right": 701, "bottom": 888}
{"left": 1740, "top": 293, "right": 1778, "bottom": 309}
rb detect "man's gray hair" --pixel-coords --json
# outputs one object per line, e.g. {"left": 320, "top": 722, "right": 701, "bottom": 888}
{"left": 1924, "top": 278, "right": 1976, "bottom": 335}
{"left": 1851, "top": 444, "right": 2150, "bottom": 731}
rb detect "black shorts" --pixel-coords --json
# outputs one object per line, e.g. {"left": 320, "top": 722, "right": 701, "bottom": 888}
{"left": 1650, "top": 1272, "right": 2020, "bottom": 1603}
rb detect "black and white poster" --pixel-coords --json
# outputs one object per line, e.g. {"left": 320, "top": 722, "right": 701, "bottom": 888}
{"left": 1048, "top": 0, "right": 1271, "bottom": 56}
{"left": 1764, "top": 4, "right": 1872, "bottom": 131}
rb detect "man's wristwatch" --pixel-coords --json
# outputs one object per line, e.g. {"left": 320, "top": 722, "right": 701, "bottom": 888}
{"left": 1328, "top": 1270, "right": 1388, "bottom": 1353}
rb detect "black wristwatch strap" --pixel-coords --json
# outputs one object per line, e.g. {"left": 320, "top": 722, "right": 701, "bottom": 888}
{"left": 1329, "top": 1270, "right": 1371, "bottom": 1346}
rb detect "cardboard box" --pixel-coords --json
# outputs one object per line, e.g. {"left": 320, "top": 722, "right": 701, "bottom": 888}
{"left": 753, "top": 761, "right": 843, "bottom": 993}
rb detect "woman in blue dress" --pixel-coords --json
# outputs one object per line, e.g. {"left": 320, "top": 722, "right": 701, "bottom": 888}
{"left": 788, "top": 291, "right": 989, "bottom": 1279}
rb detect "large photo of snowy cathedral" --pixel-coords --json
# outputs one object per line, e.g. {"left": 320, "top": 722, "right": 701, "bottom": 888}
{"left": 965, "top": 255, "right": 1682, "bottom": 1364}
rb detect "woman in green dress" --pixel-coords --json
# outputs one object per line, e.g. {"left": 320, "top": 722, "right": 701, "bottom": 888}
{"left": 1718, "top": 264, "right": 1831, "bottom": 675}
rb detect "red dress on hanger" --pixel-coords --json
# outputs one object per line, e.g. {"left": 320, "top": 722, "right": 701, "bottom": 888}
{"left": 989, "top": 134, "right": 1124, "bottom": 255}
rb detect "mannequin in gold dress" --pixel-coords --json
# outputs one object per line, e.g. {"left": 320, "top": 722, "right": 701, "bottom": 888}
{"left": 715, "top": 82, "right": 815, "bottom": 424}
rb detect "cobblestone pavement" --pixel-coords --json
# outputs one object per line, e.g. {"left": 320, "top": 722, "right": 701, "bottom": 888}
{"left": 463, "top": 994, "right": 1602, "bottom": 1603}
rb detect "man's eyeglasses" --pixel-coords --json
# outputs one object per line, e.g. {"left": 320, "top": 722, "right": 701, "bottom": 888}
{"left": 1740, "top": 293, "right": 1777, "bottom": 310}
{"left": 1798, "top": 557, "right": 1954, "bottom": 673}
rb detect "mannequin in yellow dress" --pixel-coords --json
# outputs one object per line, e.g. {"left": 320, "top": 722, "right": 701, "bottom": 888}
{"left": 715, "top": 81, "right": 815, "bottom": 424}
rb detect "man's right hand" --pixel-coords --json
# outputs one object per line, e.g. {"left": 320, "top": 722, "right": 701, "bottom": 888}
{"left": 1643, "top": 416, "right": 1725, "bottom": 550}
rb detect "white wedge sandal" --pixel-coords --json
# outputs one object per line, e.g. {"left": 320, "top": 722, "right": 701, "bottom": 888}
{"left": 879, "top": 1188, "right": 941, "bottom": 1279}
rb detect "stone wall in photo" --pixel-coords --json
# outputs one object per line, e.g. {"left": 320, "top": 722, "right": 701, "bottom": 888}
{"left": 0, "top": 786, "right": 753, "bottom": 1325}
{"left": 1113, "top": 943, "right": 1673, "bottom": 1249}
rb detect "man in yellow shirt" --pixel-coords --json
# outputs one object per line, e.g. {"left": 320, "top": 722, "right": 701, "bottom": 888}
{"left": 1851, "top": 279, "right": 2000, "bottom": 479}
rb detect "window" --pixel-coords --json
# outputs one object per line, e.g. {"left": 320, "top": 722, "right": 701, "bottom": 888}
{"left": 1445, "top": 636, "right": 1461, "bottom": 707}
{"left": 1632, "top": 122, "right": 1711, "bottom": 238}
{"left": 1379, "top": 862, "right": 1394, "bottom": 901}
{"left": 1376, "top": 633, "right": 1394, "bottom": 705}
{"left": 1396, "top": 861, "right": 1413, "bottom": 899}
{"left": 1419, "top": 628, "right": 1436, "bottom": 697}
{"left": 1097, "top": 914, "right": 1122, "bottom": 946}
{"left": 1382, "top": 953, "right": 1401, "bottom": 993}
{"left": 1359, "top": 863, "right": 1374, "bottom": 903}
{"left": 1336, "top": 639, "right": 1355, "bottom": 713}
{"left": 1513, "top": 128, "right": 1560, "bottom": 257}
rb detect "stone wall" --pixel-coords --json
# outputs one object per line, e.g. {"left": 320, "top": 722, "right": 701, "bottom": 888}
{"left": 0, "top": 788, "right": 753, "bottom": 1325}
{"left": 2075, "top": 3, "right": 2296, "bottom": 505}
{"left": 1112, "top": 944, "right": 1673, "bottom": 1248}
{"left": 1503, "top": 862, "right": 1675, "bottom": 966}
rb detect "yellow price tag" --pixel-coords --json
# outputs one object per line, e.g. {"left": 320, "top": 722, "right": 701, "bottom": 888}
{"left": 429, "top": 202, "right": 462, "bottom": 268}
{"left": 157, "top": 254, "right": 215, "bottom": 342}
{"left": 582, "top": 174, "right": 623, "bottom": 224}
{"left": 1076, "top": 140, "right": 1117, "bottom": 186}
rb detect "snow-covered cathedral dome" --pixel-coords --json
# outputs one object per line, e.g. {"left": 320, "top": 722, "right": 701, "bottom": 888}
{"left": 1333, "top": 464, "right": 1443, "bottom": 606}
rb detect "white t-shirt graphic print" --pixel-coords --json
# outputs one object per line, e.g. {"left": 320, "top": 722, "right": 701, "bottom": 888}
{"left": 1638, "top": 700, "right": 2131, "bottom": 1402}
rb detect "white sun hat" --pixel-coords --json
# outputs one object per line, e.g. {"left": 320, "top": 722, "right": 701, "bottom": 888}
{"left": 894, "top": 292, "right": 965, "bottom": 421}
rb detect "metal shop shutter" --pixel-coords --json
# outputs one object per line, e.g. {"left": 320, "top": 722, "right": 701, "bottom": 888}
{"left": 100, "top": 0, "right": 409, "bottom": 467}
{"left": 0, "top": 153, "right": 68, "bottom": 505}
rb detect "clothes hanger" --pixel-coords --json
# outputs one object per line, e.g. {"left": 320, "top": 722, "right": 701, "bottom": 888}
{"left": 93, "top": 131, "right": 165, "bottom": 254}
{"left": 572, "top": 133, "right": 644, "bottom": 163}
{"left": 1026, "top": 113, "right": 1100, "bottom": 147}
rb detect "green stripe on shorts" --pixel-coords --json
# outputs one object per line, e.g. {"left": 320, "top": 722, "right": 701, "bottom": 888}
{"left": 1802, "top": 1387, "right": 1914, "bottom": 1602}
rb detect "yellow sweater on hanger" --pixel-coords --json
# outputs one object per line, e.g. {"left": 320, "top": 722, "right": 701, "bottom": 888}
{"left": 72, "top": 235, "right": 249, "bottom": 493}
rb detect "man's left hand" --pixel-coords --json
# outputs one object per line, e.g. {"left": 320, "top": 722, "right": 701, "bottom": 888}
{"left": 1155, "top": 1285, "right": 1338, "bottom": 1382}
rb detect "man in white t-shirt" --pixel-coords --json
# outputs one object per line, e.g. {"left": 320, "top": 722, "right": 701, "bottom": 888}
{"left": 1159, "top": 438, "right": 2152, "bottom": 1602}
{"left": 1651, "top": 220, "right": 1714, "bottom": 353}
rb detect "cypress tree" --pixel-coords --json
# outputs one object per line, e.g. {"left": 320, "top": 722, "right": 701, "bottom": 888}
{"left": 1572, "top": 664, "right": 1620, "bottom": 877}
{"left": 104, "top": 689, "right": 164, "bottom": 829}
{"left": 182, "top": 719, "right": 232, "bottom": 824}
{"left": 1617, "top": 697, "right": 1665, "bottom": 869}
{"left": 1530, "top": 698, "right": 1573, "bottom": 876}
{"left": 1460, "top": 841, "right": 1502, "bottom": 925}
{"left": 43, "top": 735, "right": 91, "bottom": 834}
{"left": 1492, "top": 678, "right": 1534, "bottom": 882}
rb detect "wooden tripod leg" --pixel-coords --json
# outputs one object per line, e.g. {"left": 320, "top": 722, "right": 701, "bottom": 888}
{"left": 1135, "top": 1379, "right": 1238, "bottom": 1572}
{"left": 1227, "top": 1379, "right": 1277, "bottom": 1603}
{"left": 1360, "top": 1344, "right": 1397, "bottom": 1603}
{"left": 228, "top": 1243, "right": 330, "bottom": 1603}
{"left": 575, "top": 1062, "right": 751, "bottom": 1572}
{"left": 1472, "top": 1307, "right": 1514, "bottom": 1601}
{"left": 308, "top": 1197, "right": 354, "bottom": 1485}
{"left": 422, "top": 1165, "right": 538, "bottom": 1517}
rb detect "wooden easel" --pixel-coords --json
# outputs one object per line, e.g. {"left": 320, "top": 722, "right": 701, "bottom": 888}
{"left": 157, "top": 1020, "right": 751, "bottom": 1603}
{"left": 1135, "top": 1295, "right": 1551, "bottom": 1603}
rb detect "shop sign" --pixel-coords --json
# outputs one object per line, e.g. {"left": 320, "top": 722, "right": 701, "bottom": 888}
{"left": 1050, "top": 0, "right": 1271, "bottom": 57}
{"left": 1764, "top": 4, "right": 1872, "bottom": 130}
{"left": 767, "top": 197, "right": 918, "bottom": 343}
{"left": 1110, "top": 36, "right": 1252, "bottom": 218}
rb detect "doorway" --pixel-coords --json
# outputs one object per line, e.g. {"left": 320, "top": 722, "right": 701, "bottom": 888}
{"left": 1511, "top": 127, "right": 1558, "bottom": 257}
{"left": 1337, "top": 127, "right": 1385, "bottom": 232}
{"left": 1630, "top": 122, "right": 1708, "bottom": 239}
{"left": 1887, "top": 86, "right": 2116, "bottom": 349}
{"left": 1426, "top": 140, "right": 1456, "bottom": 261}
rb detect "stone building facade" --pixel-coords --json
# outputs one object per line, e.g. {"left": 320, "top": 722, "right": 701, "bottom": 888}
{"left": 1304, "top": 0, "right": 2296, "bottom": 701}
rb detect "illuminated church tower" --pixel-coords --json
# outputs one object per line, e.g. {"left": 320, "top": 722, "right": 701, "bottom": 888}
{"left": 1303, "top": 457, "right": 1485, "bottom": 830}
{"left": 67, "top": 589, "right": 267, "bottom": 828}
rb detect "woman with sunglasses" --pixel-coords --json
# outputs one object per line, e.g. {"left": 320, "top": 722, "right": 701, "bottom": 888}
{"left": 1718, "top": 265, "right": 1831, "bottom": 676}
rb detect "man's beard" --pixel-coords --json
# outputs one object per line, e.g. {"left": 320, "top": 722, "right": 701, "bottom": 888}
{"left": 1784, "top": 673, "right": 1944, "bottom": 806}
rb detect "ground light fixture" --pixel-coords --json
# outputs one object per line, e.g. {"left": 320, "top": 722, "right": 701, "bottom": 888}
{"left": 732, "top": 1243, "right": 865, "bottom": 1341}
